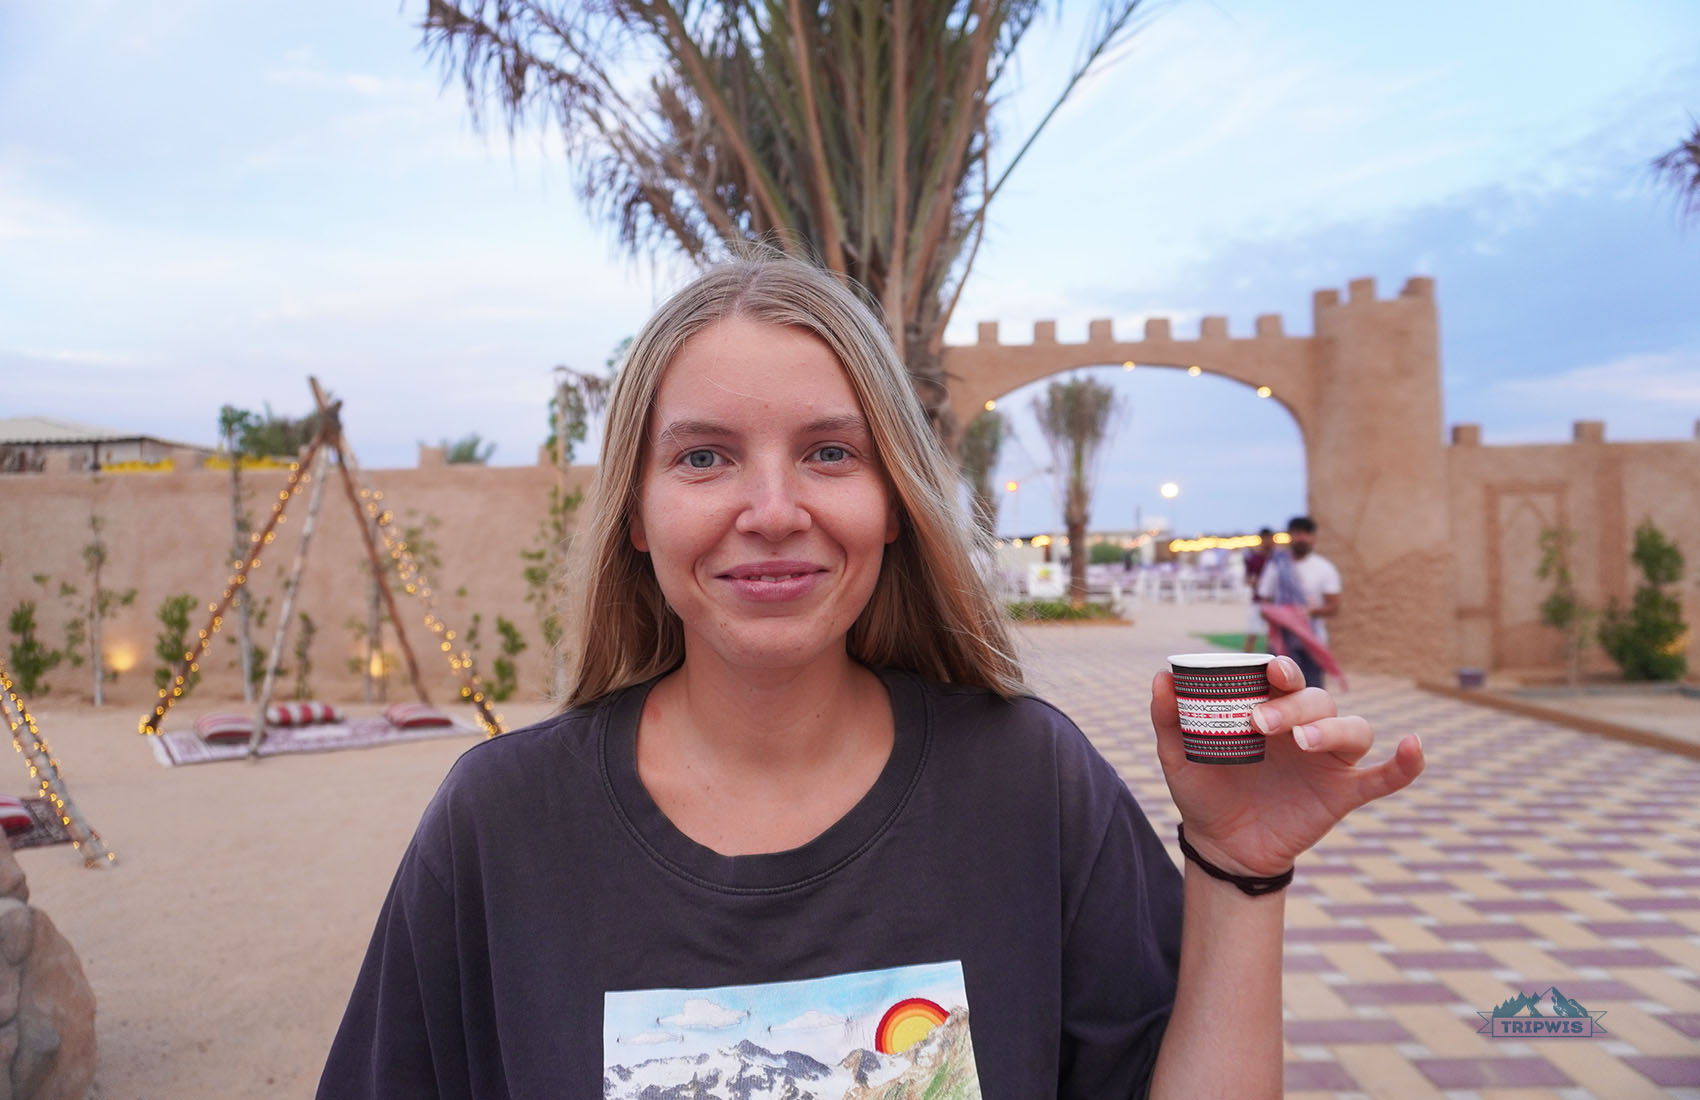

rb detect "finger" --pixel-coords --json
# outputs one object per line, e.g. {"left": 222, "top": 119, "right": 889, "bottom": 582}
{"left": 1347, "top": 734, "right": 1426, "bottom": 809}
{"left": 1289, "top": 714, "right": 1374, "bottom": 763}
{"left": 1147, "top": 671, "right": 1190, "bottom": 770}
{"left": 1251, "top": 687, "right": 1338, "bottom": 737}
{"left": 1265, "top": 655, "right": 1305, "bottom": 695}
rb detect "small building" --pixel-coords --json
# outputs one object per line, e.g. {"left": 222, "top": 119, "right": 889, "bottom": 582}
{"left": 0, "top": 417, "right": 212, "bottom": 474}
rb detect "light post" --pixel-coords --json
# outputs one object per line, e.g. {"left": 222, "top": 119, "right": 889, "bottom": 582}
{"left": 1160, "top": 481, "right": 1180, "bottom": 542}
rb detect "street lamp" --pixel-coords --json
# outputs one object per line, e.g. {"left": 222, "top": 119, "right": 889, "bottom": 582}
{"left": 1160, "top": 482, "right": 1180, "bottom": 539}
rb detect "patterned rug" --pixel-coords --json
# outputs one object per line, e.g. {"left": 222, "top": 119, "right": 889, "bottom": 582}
{"left": 5, "top": 798, "right": 75, "bottom": 849}
{"left": 149, "top": 716, "right": 480, "bottom": 767}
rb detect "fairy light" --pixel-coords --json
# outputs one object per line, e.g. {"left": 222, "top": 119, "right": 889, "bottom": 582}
{"left": 344, "top": 462, "right": 506, "bottom": 737}
{"left": 138, "top": 455, "right": 318, "bottom": 735}
{"left": 0, "top": 655, "right": 114, "bottom": 867}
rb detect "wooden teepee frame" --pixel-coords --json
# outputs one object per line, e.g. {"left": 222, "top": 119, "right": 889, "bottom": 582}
{"left": 138, "top": 377, "right": 505, "bottom": 745}
{"left": 0, "top": 658, "right": 113, "bottom": 868}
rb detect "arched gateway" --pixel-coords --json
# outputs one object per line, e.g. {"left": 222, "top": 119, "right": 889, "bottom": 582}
{"left": 944, "top": 276, "right": 1453, "bottom": 681}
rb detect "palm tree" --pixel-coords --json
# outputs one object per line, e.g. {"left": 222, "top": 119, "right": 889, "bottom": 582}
{"left": 419, "top": 0, "right": 1147, "bottom": 445}
{"left": 1033, "top": 374, "right": 1125, "bottom": 606}
{"left": 441, "top": 432, "right": 498, "bottom": 464}
{"left": 1652, "top": 117, "right": 1700, "bottom": 223}
{"left": 957, "top": 408, "right": 1006, "bottom": 540}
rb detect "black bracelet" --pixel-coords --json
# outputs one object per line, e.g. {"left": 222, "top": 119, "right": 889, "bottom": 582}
{"left": 1176, "top": 824, "right": 1294, "bottom": 897}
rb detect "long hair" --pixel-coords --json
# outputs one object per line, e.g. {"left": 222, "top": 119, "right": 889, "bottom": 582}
{"left": 561, "top": 257, "right": 1024, "bottom": 707}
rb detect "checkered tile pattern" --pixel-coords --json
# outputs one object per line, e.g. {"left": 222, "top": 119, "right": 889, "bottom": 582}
{"left": 1016, "top": 624, "right": 1700, "bottom": 1100}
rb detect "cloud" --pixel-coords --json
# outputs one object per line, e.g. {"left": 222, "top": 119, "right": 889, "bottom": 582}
{"left": 1495, "top": 350, "right": 1700, "bottom": 405}
{"left": 657, "top": 998, "right": 747, "bottom": 1031}
{"left": 614, "top": 1031, "right": 682, "bottom": 1045}
{"left": 770, "top": 1011, "right": 846, "bottom": 1032}
{"left": 265, "top": 63, "right": 428, "bottom": 98}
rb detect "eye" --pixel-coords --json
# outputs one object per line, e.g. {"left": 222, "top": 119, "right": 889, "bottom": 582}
{"left": 682, "top": 449, "right": 719, "bottom": 469}
{"left": 814, "top": 445, "right": 850, "bottom": 464}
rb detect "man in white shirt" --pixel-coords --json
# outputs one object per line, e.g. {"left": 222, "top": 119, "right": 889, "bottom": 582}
{"left": 1256, "top": 516, "right": 1342, "bottom": 688}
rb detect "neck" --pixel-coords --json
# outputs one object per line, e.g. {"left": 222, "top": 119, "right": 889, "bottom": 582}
{"left": 647, "top": 648, "right": 885, "bottom": 772}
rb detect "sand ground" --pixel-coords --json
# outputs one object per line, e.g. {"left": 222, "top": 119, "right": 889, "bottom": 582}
{"left": 10, "top": 599, "right": 1693, "bottom": 1098}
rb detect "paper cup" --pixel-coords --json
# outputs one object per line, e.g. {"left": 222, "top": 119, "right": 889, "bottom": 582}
{"left": 1166, "top": 653, "right": 1275, "bottom": 764}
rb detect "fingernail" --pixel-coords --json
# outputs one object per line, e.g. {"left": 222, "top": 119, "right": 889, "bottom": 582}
{"left": 1278, "top": 656, "right": 1301, "bottom": 682}
{"left": 1294, "top": 723, "right": 1316, "bottom": 749}
{"left": 1252, "top": 706, "right": 1276, "bottom": 734}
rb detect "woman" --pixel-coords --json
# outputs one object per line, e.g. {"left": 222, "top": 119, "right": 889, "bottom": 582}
{"left": 318, "top": 257, "right": 1423, "bottom": 1099}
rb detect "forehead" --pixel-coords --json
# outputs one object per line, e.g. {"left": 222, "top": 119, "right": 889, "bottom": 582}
{"left": 650, "top": 316, "right": 866, "bottom": 422}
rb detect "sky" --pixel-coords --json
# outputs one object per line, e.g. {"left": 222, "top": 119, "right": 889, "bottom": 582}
{"left": 3, "top": 0, "right": 1697, "bottom": 537}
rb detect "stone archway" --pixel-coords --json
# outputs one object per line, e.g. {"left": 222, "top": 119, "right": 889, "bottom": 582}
{"left": 943, "top": 276, "right": 1454, "bottom": 680}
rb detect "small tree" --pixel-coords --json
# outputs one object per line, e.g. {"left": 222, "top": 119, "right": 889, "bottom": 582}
{"left": 152, "top": 593, "right": 202, "bottom": 699}
{"left": 218, "top": 405, "right": 262, "bottom": 701}
{"left": 1537, "top": 526, "right": 1592, "bottom": 691}
{"left": 6, "top": 602, "right": 62, "bottom": 696}
{"left": 488, "top": 616, "right": 527, "bottom": 702}
{"left": 958, "top": 409, "right": 1006, "bottom": 542}
{"left": 1033, "top": 375, "right": 1127, "bottom": 606}
{"left": 292, "top": 612, "right": 318, "bottom": 699}
{"left": 80, "top": 514, "right": 138, "bottom": 705}
{"left": 1598, "top": 520, "right": 1687, "bottom": 681}
{"left": 440, "top": 432, "right": 496, "bottom": 464}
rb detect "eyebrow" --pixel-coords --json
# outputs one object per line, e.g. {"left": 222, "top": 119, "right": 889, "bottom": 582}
{"left": 652, "top": 413, "right": 873, "bottom": 450}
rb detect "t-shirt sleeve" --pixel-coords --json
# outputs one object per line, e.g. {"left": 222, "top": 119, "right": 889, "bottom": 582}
{"left": 1057, "top": 769, "right": 1184, "bottom": 1098}
{"left": 1321, "top": 559, "right": 1343, "bottom": 596}
{"left": 1255, "top": 566, "right": 1275, "bottom": 601}
{"left": 316, "top": 840, "right": 473, "bottom": 1100}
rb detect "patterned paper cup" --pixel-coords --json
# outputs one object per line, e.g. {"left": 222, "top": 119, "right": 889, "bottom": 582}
{"left": 1166, "top": 653, "right": 1275, "bottom": 765}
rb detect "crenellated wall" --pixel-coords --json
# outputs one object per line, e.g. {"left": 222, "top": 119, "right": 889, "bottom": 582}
{"left": 944, "top": 276, "right": 1456, "bottom": 680}
{"left": 4, "top": 280, "right": 1693, "bottom": 700}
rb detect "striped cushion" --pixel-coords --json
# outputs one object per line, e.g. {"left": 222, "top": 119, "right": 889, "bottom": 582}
{"left": 265, "top": 701, "right": 344, "bottom": 726}
{"left": 384, "top": 702, "right": 453, "bottom": 729}
{"left": 0, "top": 797, "right": 30, "bottom": 836}
{"left": 193, "top": 712, "right": 255, "bottom": 744}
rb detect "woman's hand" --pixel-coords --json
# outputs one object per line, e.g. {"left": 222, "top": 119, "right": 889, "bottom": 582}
{"left": 1150, "top": 656, "right": 1424, "bottom": 878}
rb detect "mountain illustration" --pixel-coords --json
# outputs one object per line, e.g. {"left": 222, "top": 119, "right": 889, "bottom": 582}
{"left": 1490, "top": 986, "right": 1590, "bottom": 1019}
{"left": 604, "top": 1008, "right": 980, "bottom": 1100}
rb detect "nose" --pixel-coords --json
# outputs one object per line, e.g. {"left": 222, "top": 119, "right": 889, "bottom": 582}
{"left": 734, "top": 459, "right": 811, "bottom": 541}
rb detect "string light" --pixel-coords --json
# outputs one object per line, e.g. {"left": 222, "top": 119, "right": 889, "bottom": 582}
{"left": 0, "top": 656, "right": 114, "bottom": 867}
{"left": 138, "top": 452, "right": 320, "bottom": 735}
{"left": 349, "top": 465, "right": 505, "bottom": 737}
{"left": 1256, "top": 386, "right": 1273, "bottom": 398}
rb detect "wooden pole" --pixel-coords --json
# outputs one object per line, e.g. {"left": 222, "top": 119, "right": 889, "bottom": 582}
{"left": 248, "top": 446, "right": 331, "bottom": 756}
{"left": 0, "top": 659, "right": 113, "bottom": 868}
{"left": 306, "top": 379, "right": 431, "bottom": 705}
{"left": 138, "top": 434, "right": 327, "bottom": 735}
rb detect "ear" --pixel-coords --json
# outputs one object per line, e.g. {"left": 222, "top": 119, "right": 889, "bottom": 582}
{"left": 884, "top": 499, "right": 900, "bottom": 545}
{"left": 629, "top": 510, "right": 649, "bottom": 553}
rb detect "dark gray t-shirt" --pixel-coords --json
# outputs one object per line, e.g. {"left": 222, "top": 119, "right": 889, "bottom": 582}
{"left": 318, "top": 669, "right": 1182, "bottom": 1099}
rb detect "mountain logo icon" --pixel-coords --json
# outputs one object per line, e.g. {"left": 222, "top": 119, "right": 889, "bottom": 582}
{"left": 1477, "top": 987, "right": 1608, "bottom": 1038}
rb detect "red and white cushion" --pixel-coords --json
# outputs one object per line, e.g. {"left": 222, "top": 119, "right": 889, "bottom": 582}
{"left": 384, "top": 702, "right": 454, "bottom": 729}
{"left": 265, "top": 701, "right": 344, "bottom": 727}
{"left": 0, "top": 797, "right": 31, "bottom": 836}
{"left": 193, "top": 712, "right": 256, "bottom": 744}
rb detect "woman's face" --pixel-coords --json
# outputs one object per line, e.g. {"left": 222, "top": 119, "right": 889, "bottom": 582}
{"left": 631, "top": 316, "right": 899, "bottom": 674}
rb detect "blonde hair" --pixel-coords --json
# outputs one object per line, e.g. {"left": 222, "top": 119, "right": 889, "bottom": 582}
{"left": 561, "top": 257, "right": 1024, "bottom": 707}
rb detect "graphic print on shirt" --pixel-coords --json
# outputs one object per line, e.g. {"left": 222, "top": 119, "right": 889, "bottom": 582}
{"left": 603, "top": 959, "right": 981, "bottom": 1099}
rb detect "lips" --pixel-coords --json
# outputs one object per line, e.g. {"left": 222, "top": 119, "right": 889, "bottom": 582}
{"left": 718, "top": 561, "right": 828, "bottom": 603}
{"left": 721, "top": 561, "right": 825, "bottom": 581}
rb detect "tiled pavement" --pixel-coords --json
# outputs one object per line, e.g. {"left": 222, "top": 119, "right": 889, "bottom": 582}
{"left": 1016, "top": 620, "right": 1700, "bottom": 1100}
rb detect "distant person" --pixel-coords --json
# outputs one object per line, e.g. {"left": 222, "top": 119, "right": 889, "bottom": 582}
{"left": 1241, "top": 528, "right": 1275, "bottom": 652}
{"left": 1256, "top": 516, "right": 1343, "bottom": 688}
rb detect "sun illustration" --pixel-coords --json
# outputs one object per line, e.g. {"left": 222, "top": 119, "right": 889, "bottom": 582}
{"left": 874, "top": 998, "right": 949, "bottom": 1055}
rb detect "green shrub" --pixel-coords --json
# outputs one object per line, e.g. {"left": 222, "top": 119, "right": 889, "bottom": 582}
{"left": 1087, "top": 541, "right": 1127, "bottom": 565}
{"left": 6, "top": 601, "right": 63, "bottom": 695}
{"left": 488, "top": 616, "right": 527, "bottom": 702}
{"left": 1598, "top": 520, "right": 1687, "bottom": 681}
{"left": 152, "top": 593, "right": 202, "bottom": 698}
{"left": 1005, "top": 599, "right": 1120, "bottom": 622}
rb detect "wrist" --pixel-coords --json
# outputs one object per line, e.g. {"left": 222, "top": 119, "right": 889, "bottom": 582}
{"left": 1176, "top": 825, "right": 1293, "bottom": 897}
